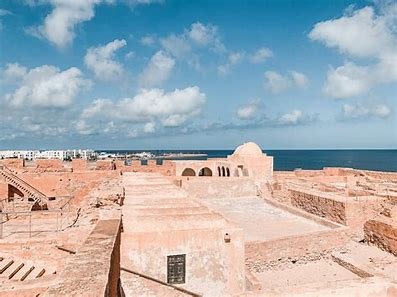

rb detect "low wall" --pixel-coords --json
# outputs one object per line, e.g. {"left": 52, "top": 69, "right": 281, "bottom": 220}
{"left": 44, "top": 217, "right": 122, "bottom": 297}
{"left": 245, "top": 228, "right": 350, "bottom": 272}
{"left": 289, "top": 189, "right": 347, "bottom": 224}
{"left": 0, "top": 158, "right": 24, "bottom": 169}
{"left": 288, "top": 186, "right": 384, "bottom": 229}
{"left": 180, "top": 177, "right": 256, "bottom": 199}
{"left": 364, "top": 219, "right": 397, "bottom": 256}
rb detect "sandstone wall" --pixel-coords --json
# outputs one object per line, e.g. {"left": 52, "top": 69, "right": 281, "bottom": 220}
{"left": 289, "top": 189, "right": 347, "bottom": 224}
{"left": 0, "top": 182, "right": 7, "bottom": 199}
{"left": 364, "top": 219, "right": 397, "bottom": 256}
{"left": 19, "top": 171, "right": 120, "bottom": 205}
{"left": 0, "top": 158, "right": 24, "bottom": 169}
{"left": 180, "top": 177, "right": 256, "bottom": 199}
{"left": 71, "top": 159, "right": 87, "bottom": 171}
{"left": 288, "top": 188, "right": 383, "bottom": 229}
{"left": 245, "top": 228, "right": 350, "bottom": 272}
{"left": 117, "top": 160, "right": 175, "bottom": 176}
{"left": 44, "top": 217, "right": 122, "bottom": 297}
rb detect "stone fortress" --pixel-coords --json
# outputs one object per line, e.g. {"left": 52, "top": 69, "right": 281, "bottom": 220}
{"left": 0, "top": 142, "right": 396, "bottom": 296}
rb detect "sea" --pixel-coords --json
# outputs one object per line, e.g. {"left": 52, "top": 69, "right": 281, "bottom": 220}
{"left": 101, "top": 149, "right": 397, "bottom": 172}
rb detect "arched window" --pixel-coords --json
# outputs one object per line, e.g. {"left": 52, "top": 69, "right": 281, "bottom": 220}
{"left": 198, "top": 167, "right": 212, "bottom": 176}
{"left": 181, "top": 168, "right": 196, "bottom": 176}
{"left": 217, "top": 166, "right": 221, "bottom": 176}
{"left": 226, "top": 167, "right": 230, "bottom": 177}
{"left": 222, "top": 166, "right": 226, "bottom": 177}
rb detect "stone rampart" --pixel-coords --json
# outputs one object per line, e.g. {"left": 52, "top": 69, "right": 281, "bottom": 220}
{"left": 44, "top": 217, "right": 122, "bottom": 297}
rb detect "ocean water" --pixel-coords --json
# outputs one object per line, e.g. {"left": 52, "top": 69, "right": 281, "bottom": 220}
{"left": 102, "top": 149, "right": 397, "bottom": 172}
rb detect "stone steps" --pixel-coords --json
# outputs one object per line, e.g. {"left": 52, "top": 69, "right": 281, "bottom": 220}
{"left": 0, "top": 166, "right": 47, "bottom": 204}
{"left": 0, "top": 256, "right": 55, "bottom": 282}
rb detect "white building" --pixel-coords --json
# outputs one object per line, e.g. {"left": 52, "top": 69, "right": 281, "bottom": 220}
{"left": 0, "top": 149, "right": 96, "bottom": 160}
{"left": 0, "top": 150, "right": 40, "bottom": 160}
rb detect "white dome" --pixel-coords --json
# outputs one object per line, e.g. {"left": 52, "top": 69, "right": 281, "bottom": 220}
{"left": 233, "top": 142, "right": 263, "bottom": 157}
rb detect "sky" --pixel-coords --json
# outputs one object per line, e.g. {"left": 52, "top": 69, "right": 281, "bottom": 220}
{"left": 0, "top": 0, "right": 396, "bottom": 150}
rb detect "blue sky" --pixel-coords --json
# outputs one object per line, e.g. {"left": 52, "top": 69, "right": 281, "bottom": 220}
{"left": 0, "top": 0, "right": 396, "bottom": 150}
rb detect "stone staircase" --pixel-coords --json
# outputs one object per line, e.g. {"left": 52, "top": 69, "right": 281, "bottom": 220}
{"left": 0, "top": 165, "right": 47, "bottom": 207}
{"left": 0, "top": 255, "right": 55, "bottom": 282}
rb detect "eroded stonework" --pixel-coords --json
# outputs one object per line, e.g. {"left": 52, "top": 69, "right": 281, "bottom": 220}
{"left": 0, "top": 142, "right": 396, "bottom": 296}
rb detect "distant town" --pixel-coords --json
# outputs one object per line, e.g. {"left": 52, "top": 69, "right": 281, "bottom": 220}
{"left": 0, "top": 149, "right": 97, "bottom": 161}
{"left": 0, "top": 150, "right": 207, "bottom": 161}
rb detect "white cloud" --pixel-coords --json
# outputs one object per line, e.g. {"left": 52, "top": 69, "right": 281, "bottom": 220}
{"left": 75, "top": 119, "right": 94, "bottom": 135}
{"left": 84, "top": 39, "right": 126, "bottom": 81}
{"left": 250, "top": 47, "right": 273, "bottom": 64}
{"left": 124, "top": 0, "right": 163, "bottom": 6}
{"left": 161, "top": 114, "right": 189, "bottom": 127}
{"left": 143, "top": 122, "right": 156, "bottom": 133}
{"left": 26, "top": 0, "right": 105, "bottom": 48}
{"left": 309, "top": 4, "right": 397, "bottom": 98}
{"left": 25, "top": 0, "right": 159, "bottom": 48}
{"left": 4, "top": 64, "right": 91, "bottom": 108}
{"left": 1, "top": 63, "right": 27, "bottom": 83}
{"left": 278, "top": 110, "right": 304, "bottom": 125}
{"left": 290, "top": 71, "right": 309, "bottom": 88}
{"left": 0, "top": 8, "right": 12, "bottom": 30}
{"left": 127, "top": 129, "right": 139, "bottom": 138}
{"left": 217, "top": 52, "right": 244, "bottom": 76}
{"left": 0, "top": 9, "right": 12, "bottom": 16}
{"left": 309, "top": 6, "right": 394, "bottom": 58}
{"left": 187, "top": 22, "right": 225, "bottom": 53}
{"left": 81, "top": 98, "right": 113, "bottom": 118}
{"left": 342, "top": 103, "right": 392, "bottom": 119}
{"left": 237, "top": 100, "right": 260, "bottom": 120}
{"left": 125, "top": 51, "right": 135, "bottom": 60}
{"left": 264, "top": 71, "right": 290, "bottom": 93}
{"left": 160, "top": 34, "right": 191, "bottom": 58}
{"left": 140, "top": 35, "right": 156, "bottom": 46}
{"left": 139, "top": 50, "right": 175, "bottom": 87}
{"left": 324, "top": 62, "right": 372, "bottom": 98}
{"left": 81, "top": 86, "right": 206, "bottom": 129}
{"left": 264, "top": 70, "right": 309, "bottom": 93}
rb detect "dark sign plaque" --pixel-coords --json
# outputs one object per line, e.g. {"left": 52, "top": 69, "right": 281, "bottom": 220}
{"left": 167, "top": 254, "right": 186, "bottom": 284}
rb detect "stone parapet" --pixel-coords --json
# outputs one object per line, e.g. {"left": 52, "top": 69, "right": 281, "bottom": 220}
{"left": 44, "top": 216, "right": 122, "bottom": 297}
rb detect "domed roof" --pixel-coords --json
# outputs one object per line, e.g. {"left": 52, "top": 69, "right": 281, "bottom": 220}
{"left": 232, "top": 142, "right": 263, "bottom": 157}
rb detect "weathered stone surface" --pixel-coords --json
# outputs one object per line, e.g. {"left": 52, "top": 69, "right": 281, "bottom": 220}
{"left": 364, "top": 219, "right": 397, "bottom": 256}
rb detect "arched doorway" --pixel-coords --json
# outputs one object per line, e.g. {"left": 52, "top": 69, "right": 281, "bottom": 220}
{"left": 181, "top": 168, "right": 196, "bottom": 176}
{"left": 226, "top": 168, "right": 230, "bottom": 177}
{"left": 221, "top": 166, "right": 226, "bottom": 177}
{"left": 198, "top": 167, "right": 212, "bottom": 176}
{"left": 217, "top": 167, "right": 221, "bottom": 176}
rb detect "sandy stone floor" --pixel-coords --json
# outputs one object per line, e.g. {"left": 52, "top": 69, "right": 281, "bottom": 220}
{"left": 202, "top": 197, "right": 329, "bottom": 242}
{"left": 253, "top": 259, "right": 359, "bottom": 289}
